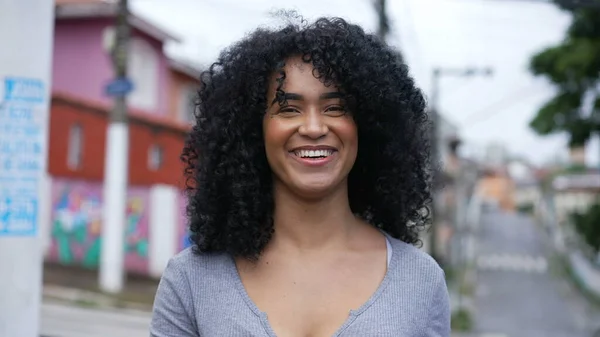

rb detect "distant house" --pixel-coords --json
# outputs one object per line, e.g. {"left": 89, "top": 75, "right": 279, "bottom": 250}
{"left": 478, "top": 167, "right": 515, "bottom": 211}
{"left": 508, "top": 159, "right": 542, "bottom": 212}
{"left": 45, "top": 0, "right": 200, "bottom": 277}
{"left": 168, "top": 59, "right": 202, "bottom": 124}
{"left": 53, "top": 0, "right": 179, "bottom": 114}
{"left": 552, "top": 170, "right": 600, "bottom": 225}
{"left": 49, "top": 0, "right": 202, "bottom": 186}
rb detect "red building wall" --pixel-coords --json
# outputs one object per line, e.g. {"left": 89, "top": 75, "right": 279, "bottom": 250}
{"left": 48, "top": 93, "right": 190, "bottom": 188}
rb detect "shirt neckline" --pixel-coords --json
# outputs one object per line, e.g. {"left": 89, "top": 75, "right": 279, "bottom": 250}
{"left": 227, "top": 232, "right": 398, "bottom": 337}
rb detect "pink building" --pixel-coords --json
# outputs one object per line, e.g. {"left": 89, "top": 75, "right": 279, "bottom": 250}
{"left": 46, "top": 0, "right": 199, "bottom": 276}
{"left": 54, "top": 0, "right": 179, "bottom": 116}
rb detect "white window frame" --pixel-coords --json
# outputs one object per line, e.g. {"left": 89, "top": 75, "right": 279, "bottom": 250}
{"left": 67, "top": 123, "right": 83, "bottom": 170}
{"left": 148, "top": 144, "right": 163, "bottom": 171}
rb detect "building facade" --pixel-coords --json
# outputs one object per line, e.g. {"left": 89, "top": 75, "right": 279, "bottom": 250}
{"left": 44, "top": 0, "right": 200, "bottom": 277}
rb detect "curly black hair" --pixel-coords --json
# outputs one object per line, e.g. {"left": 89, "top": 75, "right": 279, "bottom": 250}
{"left": 182, "top": 16, "right": 432, "bottom": 260}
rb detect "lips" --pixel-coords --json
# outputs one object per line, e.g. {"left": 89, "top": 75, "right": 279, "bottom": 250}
{"left": 289, "top": 146, "right": 338, "bottom": 166}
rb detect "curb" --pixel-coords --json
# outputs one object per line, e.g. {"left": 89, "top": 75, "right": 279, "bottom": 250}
{"left": 43, "top": 285, "right": 153, "bottom": 312}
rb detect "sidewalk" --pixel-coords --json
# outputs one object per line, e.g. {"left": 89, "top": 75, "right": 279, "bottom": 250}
{"left": 42, "top": 263, "right": 158, "bottom": 311}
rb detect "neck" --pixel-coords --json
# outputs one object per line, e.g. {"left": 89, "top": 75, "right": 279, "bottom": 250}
{"left": 270, "top": 179, "right": 360, "bottom": 251}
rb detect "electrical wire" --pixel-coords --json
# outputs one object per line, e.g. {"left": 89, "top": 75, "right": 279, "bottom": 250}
{"left": 461, "top": 84, "right": 549, "bottom": 127}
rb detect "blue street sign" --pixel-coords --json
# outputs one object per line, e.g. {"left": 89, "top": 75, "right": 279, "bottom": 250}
{"left": 104, "top": 77, "right": 134, "bottom": 97}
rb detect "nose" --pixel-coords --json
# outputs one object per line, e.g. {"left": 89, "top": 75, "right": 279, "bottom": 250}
{"left": 298, "top": 111, "right": 328, "bottom": 139}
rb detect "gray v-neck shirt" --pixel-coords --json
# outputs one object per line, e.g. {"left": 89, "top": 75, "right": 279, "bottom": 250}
{"left": 150, "top": 234, "right": 450, "bottom": 337}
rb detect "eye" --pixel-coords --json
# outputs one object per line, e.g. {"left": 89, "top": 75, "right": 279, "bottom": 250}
{"left": 324, "top": 105, "right": 346, "bottom": 117}
{"left": 277, "top": 106, "right": 301, "bottom": 116}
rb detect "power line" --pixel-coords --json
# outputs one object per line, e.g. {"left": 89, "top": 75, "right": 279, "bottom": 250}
{"left": 461, "top": 84, "right": 548, "bottom": 127}
{"left": 452, "top": 0, "right": 600, "bottom": 8}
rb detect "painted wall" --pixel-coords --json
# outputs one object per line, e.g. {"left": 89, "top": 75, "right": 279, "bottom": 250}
{"left": 169, "top": 69, "right": 198, "bottom": 123}
{"left": 52, "top": 19, "right": 112, "bottom": 107}
{"left": 48, "top": 97, "right": 187, "bottom": 187}
{"left": 178, "top": 192, "right": 192, "bottom": 252}
{"left": 52, "top": 18, "right": 170, "bottom": 115}
{"left": 47, "top": 178, "right": 150, "bottom": 275}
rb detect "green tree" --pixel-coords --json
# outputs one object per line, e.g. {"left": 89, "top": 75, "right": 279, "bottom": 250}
{"left": 571, "top": 202, "right": 600, "bottom": 253}
{"left": 529, "top": 1, "right": 600, "bottom": 147}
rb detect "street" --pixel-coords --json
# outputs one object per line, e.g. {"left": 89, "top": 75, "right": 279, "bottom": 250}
{"left": 41, "top": 302, "right": 151, "bottom": 337}
{"left": 40, "top": 210, "right": 600, "bottom": 337}
{"left": 474, "top": 210, "right": 600, "bottom": 337}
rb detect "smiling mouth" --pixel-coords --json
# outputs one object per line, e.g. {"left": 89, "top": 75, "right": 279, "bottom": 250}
{"left": 292, "top": 149, "right": 335, "bottom": 158}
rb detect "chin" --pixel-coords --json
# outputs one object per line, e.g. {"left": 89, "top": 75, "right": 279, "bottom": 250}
{"left": 289, "top": 179, "right": 344, "bottom": 200}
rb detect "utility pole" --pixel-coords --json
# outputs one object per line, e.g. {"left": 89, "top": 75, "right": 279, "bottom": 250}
{"left": 429, "top": 68, "right": 441, "bottom": 264}
{"left": 428, "top": 67, "right": 492, "bottom": 264}
{"left": 0, "top": 1, "right": 54, "bottom": 336}
{"left": 375, "top": 0, "right": 390, "bottom": 41}
{"left": 100, "top": 0, "right": 132, "bottom": 294}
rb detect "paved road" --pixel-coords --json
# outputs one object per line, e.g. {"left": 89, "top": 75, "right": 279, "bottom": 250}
{"left": 474, "top": 210, "right": 600, "bottom": 337}
{"left": 41, "top": 301, "right": 151, "bottom": 337}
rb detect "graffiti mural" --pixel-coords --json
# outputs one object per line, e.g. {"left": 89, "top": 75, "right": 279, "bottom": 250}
{"left": 178, "top": 192, "right": 192, "bottom": 252}
{"left": 48, "top": 179, "right": 150, "bottom": 274}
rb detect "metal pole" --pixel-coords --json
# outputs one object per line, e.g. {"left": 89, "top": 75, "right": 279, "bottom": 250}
{"left": 99, "top": 0, "right": 130, "bottom": 294}
{"left": 0, "top": 1, "right": 54, "bottom": 336}
{"left": 375, "top": 0, "right": 390, "bottom": 41}
{"left": 429, "top": 68, "right": 441, "bottom": 263}
{"left": 428, "top": 67, "right": 492, "bottom": 264}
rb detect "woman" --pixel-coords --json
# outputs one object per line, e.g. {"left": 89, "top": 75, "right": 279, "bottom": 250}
{"left": 151, "top": 16, "right": 450, "bottom": 337}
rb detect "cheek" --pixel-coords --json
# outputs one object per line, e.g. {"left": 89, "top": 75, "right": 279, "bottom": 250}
{"left": 337, "top": 118, "right": 358, "bottom": 151}
{"left": 263, "top": 118, "right": 284, "bottom": 146}
{"left": 262, "top": 118, "right": 295, "bottom": 157}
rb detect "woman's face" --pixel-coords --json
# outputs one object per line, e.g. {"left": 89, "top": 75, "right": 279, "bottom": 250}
{"left": 263, "top": 57, "right": 358, "bottom": 199}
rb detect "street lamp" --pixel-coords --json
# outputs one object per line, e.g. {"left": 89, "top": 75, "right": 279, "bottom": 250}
{"left": 428, "top": 66, "right": 493, "bottom": 264}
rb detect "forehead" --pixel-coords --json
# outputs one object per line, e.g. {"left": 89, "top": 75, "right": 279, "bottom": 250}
{"left": 268, "top": 57, "right": 332, "bottom": 94}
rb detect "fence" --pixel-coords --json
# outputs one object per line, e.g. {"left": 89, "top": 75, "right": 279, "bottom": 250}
{"left": 538, "top": 193, "right": 600, "bottom": 298}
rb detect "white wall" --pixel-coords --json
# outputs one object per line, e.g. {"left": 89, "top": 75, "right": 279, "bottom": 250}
{"left": 149, "top": 184, "right": 178, "bottom": 278}
{"left": 128, "top": 37, "right": 159, "bottom": 111}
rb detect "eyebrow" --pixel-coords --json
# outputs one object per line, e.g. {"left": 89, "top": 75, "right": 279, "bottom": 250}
{"left": 271, "top": 92, "right": 344, "bottom": 106}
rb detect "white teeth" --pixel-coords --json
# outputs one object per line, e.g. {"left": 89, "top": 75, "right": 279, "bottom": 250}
{"left": 294, "top": 149, "right": 333, "bottom": 158}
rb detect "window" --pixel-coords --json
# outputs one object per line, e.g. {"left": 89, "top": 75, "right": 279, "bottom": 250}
{"left": 148, "top": 144, "right": 163, "bottom": 171}
{"left": 67, "top": 123, "right": 83, "bottom": 170}
{"left": 178, "top": 84, "right": 198, "bottom": 124}
{"left": 128, "top": 38, "right": 159, "bottom": 111}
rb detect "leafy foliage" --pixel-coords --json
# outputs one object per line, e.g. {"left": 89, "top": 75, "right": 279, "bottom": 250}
{"left": 529, "top": 1, "right": 600, "bottom": 146}
{"left": 451, "top": 308, "right": 474, "bottom": 332}
{"left": 571, "top": 202, "right": 600, "bottom": 253}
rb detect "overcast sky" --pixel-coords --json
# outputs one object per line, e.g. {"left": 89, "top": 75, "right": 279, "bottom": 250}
{"left": 131, "top": 0, "right": 599, "bottom": 167}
